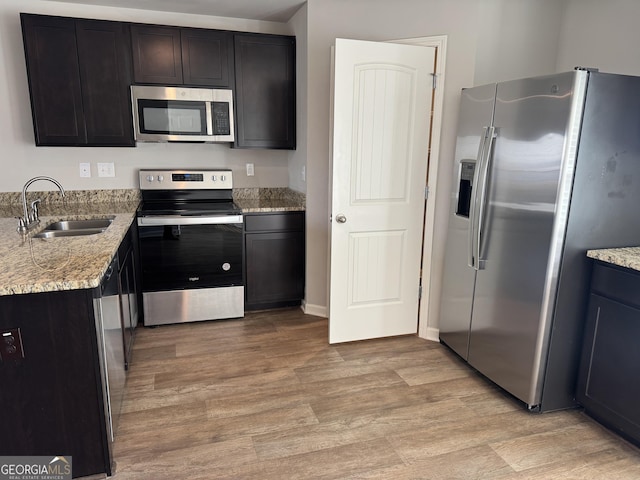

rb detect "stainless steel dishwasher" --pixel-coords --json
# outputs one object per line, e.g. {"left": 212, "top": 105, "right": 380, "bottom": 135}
{"left": 94, "top": 255, "right": 125, "bottom": 442}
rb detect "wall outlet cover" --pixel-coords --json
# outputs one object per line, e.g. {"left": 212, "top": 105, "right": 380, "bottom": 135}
{"left": 79, "top": 162, "right": 91, "bottom": 178}
{"left": 97, "top": 162, "right": 115, "bottom": 178}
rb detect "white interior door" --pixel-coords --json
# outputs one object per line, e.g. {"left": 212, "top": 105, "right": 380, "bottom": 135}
{"left": 329, "top": 38, "right": 435, "bottom": 344}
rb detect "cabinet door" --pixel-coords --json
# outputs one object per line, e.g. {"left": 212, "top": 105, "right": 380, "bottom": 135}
{"left": 234, "top": 34, "right": 296, "bottom": 149}
{"left": 0, "top": 289, "right": 110, "bottom": 477}
{"left": 131, "top": 24, "right": 183, "bottom": 84}
{"left": 181, "top": 28, "right": 233, "bottom": 87}
{"left": 76, "top": 19, "right": 135, "bottom": 146}
{"left": 21, "top": 14, "right": 87, "bottom": 145}
{"left": 245, "top": 229, "right": 305, "bottom": 308}
{"left": 577, "top": 293, "right": 640, "bottom": 444}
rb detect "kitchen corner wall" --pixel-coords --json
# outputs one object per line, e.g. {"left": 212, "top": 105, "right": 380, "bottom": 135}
{"left": 298, "top": 0, "right": 567, "bottom": 322}
{"left": 556, "top": 0, "right": 640, "bottom": 77}
{"left": 0, "top": 0, "right": 293, "bottom": 193}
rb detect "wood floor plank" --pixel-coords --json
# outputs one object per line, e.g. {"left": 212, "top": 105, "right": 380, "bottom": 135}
{"left": 342, "top": 444, "right": 515, "bottom": 480}
{"left": 489, "top": 421, "right": 628, "bottom": 471}
{"left": 103, "top": 308, "right": 640, "bottom": 480}
{"left": 252, "top": 397, "right": 475, "bottom": 460}
{"left": 388, "top": 408, "right": 593, "bottom": 462}
{"left": 203, "top": 438, "right": 405, "bottom": 480}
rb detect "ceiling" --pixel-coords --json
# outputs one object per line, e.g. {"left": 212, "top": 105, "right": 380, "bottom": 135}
{"left": 42, "top": 0, "right": 307, "bottom": 22}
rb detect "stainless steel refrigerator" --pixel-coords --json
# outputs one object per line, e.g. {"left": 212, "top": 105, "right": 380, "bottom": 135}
{"left": 439, "top": 69, "right": 640, "bottom": 412}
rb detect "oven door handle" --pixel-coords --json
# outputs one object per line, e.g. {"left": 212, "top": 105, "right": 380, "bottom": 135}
{"left": 137, "top": 215, "right": 243, "bottom": 226}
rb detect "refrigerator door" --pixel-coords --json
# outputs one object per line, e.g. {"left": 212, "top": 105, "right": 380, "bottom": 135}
{"left": 467, "top": 72, "right": 577, "bottom": 407}
{"left": 439, "top": 84, "right": 496, "bottom": 359}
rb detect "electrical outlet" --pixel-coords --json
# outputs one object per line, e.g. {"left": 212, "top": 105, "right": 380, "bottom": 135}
{"left": 0, "top": 328, "right": 24, "bottom": 362}
{"left": 97, "top": 162, "right": 115, "bottom": 178}
{"left": 246, "top": 163, "right": 255, "bottom": 176}
{"left": 79, "top": 162, "right": 91, "bottom": 178}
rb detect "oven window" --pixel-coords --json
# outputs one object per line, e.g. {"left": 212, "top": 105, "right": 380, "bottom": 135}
{"left": 138, "top": 223, "right": 243, "bottom": 292}
{"left": 138, "top": 99, "right": 207, "bottom": 135}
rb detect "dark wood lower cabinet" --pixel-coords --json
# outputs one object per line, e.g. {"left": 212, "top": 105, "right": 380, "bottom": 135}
{"left": 244, "top": 212, "right": 305, "bottom": 310}
{"left": 0, "top": 289, "right": 111, "bottom": 478}
{"left": 576, "top": 261, "right": 640, "bottom": 447}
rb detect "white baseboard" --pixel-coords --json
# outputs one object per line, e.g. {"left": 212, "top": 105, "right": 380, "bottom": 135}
{"left": 302, "top": 301, "right": 328, "bottom": 318}
{"left": 423, "top": 327, "right": 440, "bottom": 343}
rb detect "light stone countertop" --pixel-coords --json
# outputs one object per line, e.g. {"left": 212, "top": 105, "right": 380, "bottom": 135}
{"left": 587, "top": 247, "right": 640, "bottom": 272}
{"left": 234, "top": 187, "right": 305, "bottom": 213}
{"left": 234, "top": 197, "right": 305, "bottom": 213}
{"left": 0, "top": 203, "right": 138, "bottom": 296}
{"left": 0, "top": 186, "right": 304, "bottom": 297}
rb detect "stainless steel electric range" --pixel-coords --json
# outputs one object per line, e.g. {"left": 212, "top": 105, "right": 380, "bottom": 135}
{"left": 137, "top": 169, "right": 244, "bottom": 326}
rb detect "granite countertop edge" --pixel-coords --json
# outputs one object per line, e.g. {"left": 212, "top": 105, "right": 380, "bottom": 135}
{"left": 587, "top": 246, "right": 640, "bottom": 272}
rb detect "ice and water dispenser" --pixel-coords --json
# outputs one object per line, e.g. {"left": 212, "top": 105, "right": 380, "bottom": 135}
{"left": 456, "top": 161, "right": 475, "bottom": 218}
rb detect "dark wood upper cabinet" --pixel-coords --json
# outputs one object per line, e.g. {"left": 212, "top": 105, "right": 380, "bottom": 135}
{"left": 131, "top": 24, "right": 233, "bottom": 88}
{"left": 76, "top": 19, "right": 135, "bottom": 146}
{"left": 234, "top": 34, "right": 296, "bottom": 149}
{"left": 130, "top": 25, "right": 183, "bottom": 84}
{"left": 21, "top": 14, "right": 86, "bottom": 145}
{"left": 181, "top": 29, "right": 234, "bottom": 87}
{"left": 21, "top": 14, "right": 134, "bottom": 146}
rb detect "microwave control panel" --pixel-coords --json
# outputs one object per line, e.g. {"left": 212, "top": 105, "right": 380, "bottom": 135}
{"left": 212, "top": 102, "right": 231, "bottom": 136}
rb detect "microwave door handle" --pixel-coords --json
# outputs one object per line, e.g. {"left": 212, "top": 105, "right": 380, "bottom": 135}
{"left": 205, "top": 102, "right": 213, "bottom": 136}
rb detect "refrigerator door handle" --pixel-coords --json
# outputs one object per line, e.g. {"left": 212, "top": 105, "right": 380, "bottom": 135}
{"left": 474, "top": 126, "right": 496, "bottom": 270}
{"left": 468, "top": 127, "right": 489, "bottom": 269}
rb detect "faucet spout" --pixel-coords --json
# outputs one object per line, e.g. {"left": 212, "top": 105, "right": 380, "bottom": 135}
{"left": 19, "top": 176, "right": 65, "bottom": 233}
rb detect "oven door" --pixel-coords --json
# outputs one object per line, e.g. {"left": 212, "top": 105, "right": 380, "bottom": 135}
{"left": 137, "top": 214, "right": 244, "bottom": 325}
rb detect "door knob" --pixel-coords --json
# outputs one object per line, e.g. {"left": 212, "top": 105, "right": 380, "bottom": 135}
{"left": 335, "top": 214, "right": 347, "bottom": 224}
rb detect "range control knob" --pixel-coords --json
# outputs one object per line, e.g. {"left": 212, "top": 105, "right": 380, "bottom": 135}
{"left": 146, "top": 175, "right": 154, "bottom": 182}
{"left": 157, "top": 175, "right": 164, "bottom": 182}
{"left": 221, "top": 175, "right": 227, "bottom": 182}
{"left": 212, "top": 175, "right": 217, "bottom": 181}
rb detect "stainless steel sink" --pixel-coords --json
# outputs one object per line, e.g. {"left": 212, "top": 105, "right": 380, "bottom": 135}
{"left": 33, "top": 216, "right": 115, "bottom": 239}
{"left": 34, "top": 228, "right": 107, "bottom": 239}
{"left": 44, "top": 218, "right": 114, "bottom": 231}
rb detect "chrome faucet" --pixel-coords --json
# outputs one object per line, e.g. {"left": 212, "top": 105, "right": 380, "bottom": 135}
{"left": 17, "top": 176, "right": 65, "bottom": 233}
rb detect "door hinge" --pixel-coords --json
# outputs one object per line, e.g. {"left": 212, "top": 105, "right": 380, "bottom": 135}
{"left": 431, "top": 73, "right": 437, "bottom": 89}
{"left": 418, "top": 284, "right": 423, "bottom": 299}
{"left": 424, "top": 186, "right": 430, "bottom": 200}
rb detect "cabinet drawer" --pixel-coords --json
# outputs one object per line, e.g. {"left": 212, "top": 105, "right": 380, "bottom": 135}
{"left": 244, "top": 212, "right": 304, "bottom": 232}
{"left": 591, "top": 261, "right": 640, "bottom": 308}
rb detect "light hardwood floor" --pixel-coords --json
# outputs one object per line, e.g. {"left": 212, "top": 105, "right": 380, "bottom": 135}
{"left": 108, "top": 308, "right": 640, "bottom": 479}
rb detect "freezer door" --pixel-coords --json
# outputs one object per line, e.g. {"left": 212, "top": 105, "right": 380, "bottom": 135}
{"left": 439, "top": 84, "right": 496, "bottom": 359}
{"left": 467, "top": 72, "right": 577, "bottom": 407}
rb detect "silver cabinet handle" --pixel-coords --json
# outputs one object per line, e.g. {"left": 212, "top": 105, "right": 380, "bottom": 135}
{"left": 335, "top": 214, "right": 347, "bottom": 224}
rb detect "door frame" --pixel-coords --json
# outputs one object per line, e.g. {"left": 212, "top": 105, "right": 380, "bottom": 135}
{"left": 326, "top": 35, "right": 447, "bottom": 341}
{"left": 390, "top": 35, "right": 447, "bottom": 342}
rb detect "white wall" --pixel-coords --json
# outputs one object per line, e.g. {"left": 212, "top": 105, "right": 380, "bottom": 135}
{"left": 0, "top": 0, "right": 293, "bottom": 192}
{"left": 556, "top": 0, "right": 640, "bottom": 76}
{"left": 474, "top": 0, "right": 564, "bottom": 85}
{"left": 287, "top": 3, "right": 307, "bottom": 194}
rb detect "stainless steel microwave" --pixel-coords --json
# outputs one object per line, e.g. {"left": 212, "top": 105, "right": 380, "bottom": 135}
{"left": 131, "top": 85, "right": 234, "bottom": 143}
